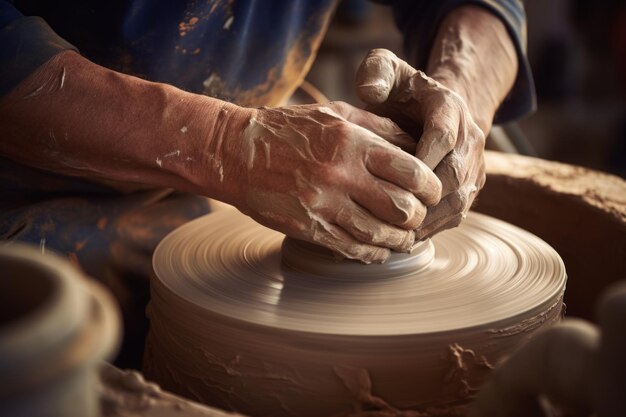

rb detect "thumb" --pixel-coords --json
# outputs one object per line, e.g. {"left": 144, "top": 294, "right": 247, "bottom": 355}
{"left": 355, "top": 49, "right": 416, "bottom": 104}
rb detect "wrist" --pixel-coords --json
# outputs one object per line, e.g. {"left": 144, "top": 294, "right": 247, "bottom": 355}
{"left": 426, "top": 5, "right": 518, "bottom": 134}
{"left": 430, "top": 69, "right": 494, "bottom": 133}
{"left": 183, "top": 98, "right": 255, "bottom": 205}
{"left": 0, "top": 50, "right": 256, "bottom": 200}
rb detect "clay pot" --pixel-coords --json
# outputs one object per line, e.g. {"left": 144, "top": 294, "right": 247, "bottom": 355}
{"left": 0, "top": 244, "right": 120, "bottom": 417}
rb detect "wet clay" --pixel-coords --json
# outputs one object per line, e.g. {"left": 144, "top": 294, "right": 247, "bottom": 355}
{"left": 99, "top": 363, "right": 244, "bottom": 417}
{"left": 144, "top": 208, "right": 566, "bottom": 417}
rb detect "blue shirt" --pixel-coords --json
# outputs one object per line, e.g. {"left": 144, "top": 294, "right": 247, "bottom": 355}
{"left": 1, "top": 0, "right": 535, "bottom": 120}
{"left": 0, "top": 0, "right": 537, "bottom": 278}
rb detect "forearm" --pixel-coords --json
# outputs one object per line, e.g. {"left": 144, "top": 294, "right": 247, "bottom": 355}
{"left": 0, "top": 51, "right": 249, "bottom": 203}
{"left": 426, "top": 5, "right": 518, "bottom": 133}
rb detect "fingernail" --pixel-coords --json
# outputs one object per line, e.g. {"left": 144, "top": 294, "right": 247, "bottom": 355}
{"left": 357, "top": 79, "right": 390, "bottom": 104}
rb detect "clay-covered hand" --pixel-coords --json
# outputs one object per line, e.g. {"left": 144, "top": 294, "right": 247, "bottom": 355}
{"left": 221, "top": 101, "right": 442, "bottom": 264}
{"left": 356, "top": 49, "right": 486, "bottom": 240}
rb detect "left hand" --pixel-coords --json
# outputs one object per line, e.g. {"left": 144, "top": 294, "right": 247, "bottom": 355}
{"left": 356, "top": 49, "right": 486, "bottom": 240}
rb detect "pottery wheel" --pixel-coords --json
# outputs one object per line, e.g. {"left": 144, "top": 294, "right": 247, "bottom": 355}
{"left": 145, "top": 208, "right": 567, "bottom": 417}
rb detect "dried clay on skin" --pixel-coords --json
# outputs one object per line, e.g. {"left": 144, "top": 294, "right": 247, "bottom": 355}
{"left": 239, "top": 106, "right": 428, "bottom": 262}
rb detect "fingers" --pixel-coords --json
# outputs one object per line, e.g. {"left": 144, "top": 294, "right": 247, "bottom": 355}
{"left": 413, "top": 92, "right": 462, "bottom": 169}
{"left": 415, "top": 128, "right": 458, "bottom": 170}
{"left": 415, "top": 138, "right": 485, "bottom": 239}
{"left": 356, "top": 49, "right": 416, "bottom": 104}
{"left": 309, "top": 220, "right": 391, "bottom": 264}
{"left": 350, "top": 176, "right": 427, "bottom": 230}
{"left": 365, "top": 145, "right": 442, "bottom": 206}
{"left": 416, "top": 212, "right": 464, "bottom": 242}
{"left": 357, "top": 54, "right": 469, "bottom": 173}
{"left": 311, "top": 195, "right": 416, "bottom": 264}
{"left": 321, "top": 102, "right": 443, "bottom": 209}
{"left": 327, "top": 101, "right": 415, "bottom": 152}
{"left": 355, "top": 49, "right": 395, "bottom": 104}
{"left": 334, "top": 201, "right": 414, "bottom": 253}
{"left": 415, "top": 184, "right": 478, "bottom": 240}
{"left": 434, "top": 151, "right": 465, "bottom": 195}
{"left": 246, "top": 192, "right": 393, "bottom": 264}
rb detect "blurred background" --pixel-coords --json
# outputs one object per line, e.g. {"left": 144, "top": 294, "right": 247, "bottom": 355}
{"left": 306, "top": 0, "right": 626, "bottom": 178}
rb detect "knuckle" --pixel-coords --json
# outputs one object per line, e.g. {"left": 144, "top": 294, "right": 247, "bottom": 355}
{"left": 327, "top": 164, "right": 351, "bottom": 186}
{"left": 354, "top": 227, "right": 377, "bottom": 245}
{"left": 410, "top": 168, "right": 426, "bottom": 191}
{"left": 411, "top": 70, "right": 430, "bottom": 85}
{"left": 366, "top": 227, "right": 382, "bottom": 244}
{"left": 459, "top": 185, "right": 477, "bottom": 212}
{"left": 442, "top": 131, "right": 456, "bottom": 150}
{"left": 440, "top": 88, "right": 457, "bottom": 102}
{"left": 328, "top": 100, "right": 349, "bottom": 113}
{"left": 473, "top": 128, "right": 486, "bottom": 148}
{"left": 331, "top": 120, "right": 352, "bottom": 140}
{"left": 334, "top": 205, "right": 352, "bottom": 225}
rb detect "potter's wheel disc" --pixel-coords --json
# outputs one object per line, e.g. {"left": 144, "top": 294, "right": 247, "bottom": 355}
{"left": 152, "top": 210, "right": 566, "bottom": 336}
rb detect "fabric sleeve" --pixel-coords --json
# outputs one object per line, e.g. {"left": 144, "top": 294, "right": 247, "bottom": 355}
{"left": 0, "top": 1, "right": 78, "bottom": 97}
{"left": 376, "top": 0, "right": 536, "bottom": 123}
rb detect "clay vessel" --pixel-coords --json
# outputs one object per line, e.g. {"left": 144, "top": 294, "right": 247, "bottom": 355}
{"left": 0, "top": 244, "right": 120, "bottom": 417}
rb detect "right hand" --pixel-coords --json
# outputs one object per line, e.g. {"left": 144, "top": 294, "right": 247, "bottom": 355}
{"left": 355, "top": 49, "right": 488, "bottom": 241}
{"left": 222, "top": 102, "right": 442, "bottom": 264}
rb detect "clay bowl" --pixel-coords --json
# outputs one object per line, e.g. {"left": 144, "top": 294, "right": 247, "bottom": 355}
{"left": 0, "top": 244, "right": 120, "bottom": 417}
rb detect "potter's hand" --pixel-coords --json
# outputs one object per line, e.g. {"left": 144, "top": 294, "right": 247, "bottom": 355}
{"left": 356, "top": 49, "right": 486, "bottom": 240}
{"left": 225, "top": 102, "right": 442, "bottom": 264}
{"left": 0, "top": 50, "right": 439, "bottom": 264}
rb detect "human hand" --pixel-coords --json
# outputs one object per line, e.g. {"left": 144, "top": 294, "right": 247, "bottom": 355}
{"left": 222, "top": 101, "right": 442, "bottom": 263}
{"left": 356, "top": 49, "right": 486, "bottom": 240}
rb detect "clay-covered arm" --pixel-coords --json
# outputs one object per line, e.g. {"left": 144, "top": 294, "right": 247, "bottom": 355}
{"left": 380, "top": 0, "right": 535, "bottom": 123}
{"left": 0, "top": 51, "right": 246, "bottom": 201}
{"left": 0, "top": 51, "right": 442, "bottom": 263}
{"left": 356, "top": 6, "right": 518, "bottom": 239}
{"left": 426, "top": 5, "right": 518, "bottom": 134}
